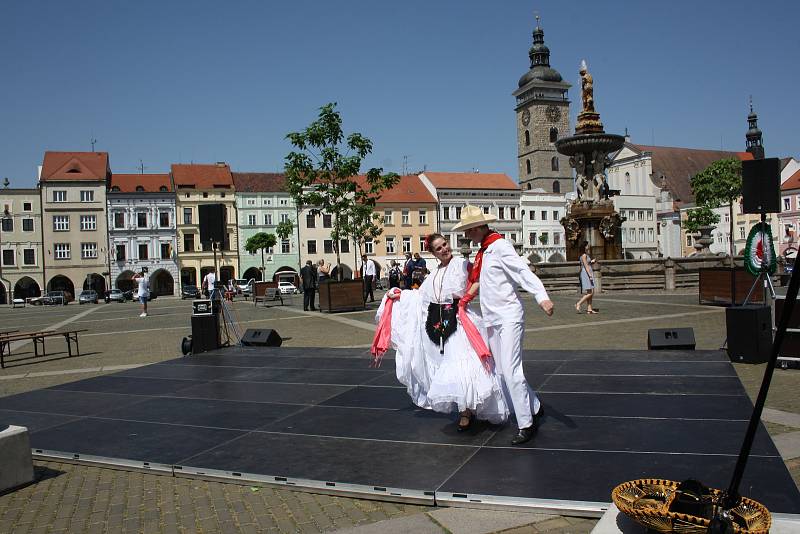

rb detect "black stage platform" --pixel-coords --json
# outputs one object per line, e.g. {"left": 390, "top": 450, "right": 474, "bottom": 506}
{"left": 2, "top": 347, "right": 799, "bottom": 516}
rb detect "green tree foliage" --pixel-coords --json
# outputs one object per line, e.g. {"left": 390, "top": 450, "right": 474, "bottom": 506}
{"left": 284, "top": 103, "right": 400, "bottom": 280}
{"left": 275, "top": 220, "right": 294, "bottom": 241}
{"left": 690, "top": 158, "right": 742, "bottom": 257}
{"left": 335, "top": 203, "right": 383, "bottom": 258}
{"left": 684, "top": 205, "right": 721, "bottom": 234}
{"left": 244, "top": 232, "right": 276, "bottom": 280}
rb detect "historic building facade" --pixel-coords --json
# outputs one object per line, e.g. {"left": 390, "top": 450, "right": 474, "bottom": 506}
{"left": 512, "top": 18, "right": 572, "bottom": 194}
{"left": 520, "top": 189, "right": 568, "bottom": 263}
{"left": 39, "top": 151, "right": 111, "bottom": 298}
{"left": 232, "top": 173, "right": 300, "bottom": 282}
{"left": 0, "top": 188, "right": 44, "bottom": 303}
{"left": 172, "top": 163, "right": 238, "bottom": 288}
{"left": 107, "top": 174, "right": 179, "bottom": 295}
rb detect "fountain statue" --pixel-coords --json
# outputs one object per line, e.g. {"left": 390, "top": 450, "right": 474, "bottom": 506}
{"left": 555, "top": 60, "right": 625, "bottom": 260}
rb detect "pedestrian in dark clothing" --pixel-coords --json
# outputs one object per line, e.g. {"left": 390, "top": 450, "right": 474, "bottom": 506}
{"left": 388, "top": 261, "right": 402, "bottom": 289}
{"left": 300, "top": 260, "right": 318, "bottom": 311}
{"left": 403, "top": 252, "right": 414, "bottom": 289}
{"left": 361, "top": 255, "right": 376, "bottom": 302}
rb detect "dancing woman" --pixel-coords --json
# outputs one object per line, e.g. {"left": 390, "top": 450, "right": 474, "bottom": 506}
{"left": 372, "top": 233, "right": 508, "bottom": 430}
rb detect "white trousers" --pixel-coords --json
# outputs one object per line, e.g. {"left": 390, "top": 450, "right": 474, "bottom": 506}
{"left": 486, "top": 322, "right": 540, "bottom": 429}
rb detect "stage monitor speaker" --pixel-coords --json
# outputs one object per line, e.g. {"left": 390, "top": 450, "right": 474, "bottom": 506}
{"left": 726, "top": 305, "right": 772, "bottom": 364}
{"left": 647, "top": 328, "right": 696, "bottom": 350}
{"left": 199, "top": 203, "right": 226, "bottom": 244}
{"left": 191, "top": 314, "right": 220, "bottom": 354}
{"left": 742, "top": 158, "right": 781, "bottom": 214}
{"left": 241, "top": 328, "right": 282, "bottom": 347}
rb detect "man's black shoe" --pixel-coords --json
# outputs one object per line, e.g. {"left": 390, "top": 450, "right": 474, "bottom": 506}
{"left": 310, "top": 307, "right": 317, "bottom": 311}
{"left": 511, "top": 426, "right": 535, "bottom": 446}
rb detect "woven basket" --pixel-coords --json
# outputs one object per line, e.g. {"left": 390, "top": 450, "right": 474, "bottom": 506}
{"left": 611, "top": 479, "right": 771, "bottom": 534}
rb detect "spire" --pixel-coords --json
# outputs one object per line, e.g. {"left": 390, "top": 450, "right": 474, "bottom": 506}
{"left": 529, "top": 14, "right": 551, "bottom": 68}
{"left": 746, "top": 96, "right": 765, "bottom": 159}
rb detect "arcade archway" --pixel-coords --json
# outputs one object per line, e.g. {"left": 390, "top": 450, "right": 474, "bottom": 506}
{"left": 0, "top": 284, "right": 6, "bottom": 305}
{"left": 242, "top": 267, "right": 262, "bottom": 281}
{"left": 48, "top": 275, "right": 75, "bottom": 300}
{"left": 83, "top": 273, "right": 106, "bottom": 294}
{"left": 14, "top": 277, "right": 41, "bottom": 299}
{"left": 273, "top": 266, "right": 300, "bottom": 286}
{"left": 151, "top": 269, "right": 175, "bottom": 296}
{"left": 116, "top": 271, "right": 136, "bottom": 292}
{"left": 548, "top": 252, "right": 565, "bottom": 263}
{"left": 181, "top": 268, "right": 197, "bottom": 287}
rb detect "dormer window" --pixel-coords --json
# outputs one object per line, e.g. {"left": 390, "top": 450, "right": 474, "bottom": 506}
{"left": 135, "top": 186, "right": 145, "bottom": 192}
{"left": 111, "top": 186, "right": 120, "bottom": 192}
{"left": 159, "top": 186, "right": 168, "bottom": 192}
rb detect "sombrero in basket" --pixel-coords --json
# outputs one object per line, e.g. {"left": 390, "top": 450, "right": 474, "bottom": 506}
{"left": 451, "top": 205, "right": 498, "bottom": 232}
{"left": 612, "top": 479, "right": 771, "bottom": 534}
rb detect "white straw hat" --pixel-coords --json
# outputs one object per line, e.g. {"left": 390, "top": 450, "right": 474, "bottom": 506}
{"left": 451, "top": 205, "right": 498, "bottom": 232}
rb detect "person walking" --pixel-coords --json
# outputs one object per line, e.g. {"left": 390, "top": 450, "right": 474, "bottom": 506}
{"left": 453, "top": 205, "right": 554, "bottom": 446}
{"left": 576, "top": 240, "right": 597, "bottom": 314}
{"left": 133, "top": 271, "right": 150, "bottom": 317}
{"left": 202, "top": 270, "right": 217, "bottom": 300}
{"left": 361, "top": 255, "right": 376, "bottom": 302}
{"left": 403, "top": 252, "right": 414, "bottom": 289}
{"left": 300, "top": 260, "right": 318, "bottom": 311}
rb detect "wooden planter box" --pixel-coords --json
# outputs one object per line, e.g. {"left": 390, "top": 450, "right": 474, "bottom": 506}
{"left": 699, "top": 267, "right": 763, "bottom": 305}
{"left": 318, "top": 280, "right": 365, "bottom": 313}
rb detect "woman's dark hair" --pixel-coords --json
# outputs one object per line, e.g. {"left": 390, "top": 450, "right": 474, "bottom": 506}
{"left": 425, "top": 233, "right": 446, "bottom": 253}
{"left": 581, "top": 240, "right": 589, "bottom": 250}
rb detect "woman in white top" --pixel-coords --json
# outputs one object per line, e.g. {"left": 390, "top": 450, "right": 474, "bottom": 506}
{"left": 576, "top": 240, "right": 597, "bottom": 314}
{"left": 375, "top": 233, "right": 508, "bottom": 430}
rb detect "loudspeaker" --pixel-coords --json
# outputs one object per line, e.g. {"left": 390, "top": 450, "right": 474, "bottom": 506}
{"left": 241, "top": 328, "right": 282, "bottom": 347}
{"left": 742, "top": 158, "right": 781, "bottom": 214}
{"left": 191, "top": 314, "right": 220, "bottom": 354}
{"left": 647, "top": 328, "right": 696, "bottom": 350}
{"left": 199, "top": 203, "right": 226, "bottom": 244}
{"left": 726, "top": 305, "right": 772, "bottom": 363}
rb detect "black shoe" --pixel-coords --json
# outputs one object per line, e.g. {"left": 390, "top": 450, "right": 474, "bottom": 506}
{"left": 304, "top": 308, "right": 308, "bottom": 311}
{"left": 457, "top": 412, "right": 473, "bottom": 432}
{"left": 511, "top": 426, "right": 535, "bottom": 446}
{"left": 310, "top": 307, "right": 317, "bottom": 311}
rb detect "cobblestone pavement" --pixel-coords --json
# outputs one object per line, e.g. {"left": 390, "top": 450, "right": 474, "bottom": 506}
{"left": 1, "top": 290, "right": 798, "bottom": 533}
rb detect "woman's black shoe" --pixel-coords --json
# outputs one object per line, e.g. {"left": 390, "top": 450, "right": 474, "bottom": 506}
{"left": 511, "top": 426, "right": 535, "bottom": 446}
{"left": 457, "top": 412, "right": 473, "bottom": 432}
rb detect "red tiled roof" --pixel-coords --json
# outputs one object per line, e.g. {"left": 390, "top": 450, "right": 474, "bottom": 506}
{"left": 110, "top": 174, "right": 172, "bottom": 193}
{"left": 351, "top": 174, "right": 437, "bottom": 204}
{"left": 232, "top": 173, "right": 287, "bottom": 192}
{"left": 782, "top": 169, "right": 800, "bottom": 191}
{"left": 40, "top": 151, "right": 110, "bottom": 182}
{"left": 628, "top": 144, "right": 752, "bottom": 205}
{"left": 171, "top": 163, "right": 234, "bottom": 189}
{"left": 422, "top": 172, "right": 519, "bottom": 190}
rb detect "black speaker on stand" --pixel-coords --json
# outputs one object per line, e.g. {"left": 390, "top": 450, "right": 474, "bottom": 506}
{"left": 726, "top": 305, "right": 772, "bottom": 364}
{"left": 199, "top": 204, "right": 227, "bottom": 245}
{"left": 191, "top": 314, "right": 220, "bottom": 354}
{"left": 741, "top": 158, "right": 781, "bottom": 214}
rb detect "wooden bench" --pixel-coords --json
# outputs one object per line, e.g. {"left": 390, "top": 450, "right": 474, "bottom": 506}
{"left": 254, "top": 288, "right": 284, "bottom": 307}
{"left": 0, "top": 329, "right": 88, "bottom": 369}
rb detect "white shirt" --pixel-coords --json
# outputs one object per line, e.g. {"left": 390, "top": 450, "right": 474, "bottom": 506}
{"left": 362, "top": 259, "right": 376, "bottom": 277}
{"left": 477, "top": 238, "right": 549, "bottom": 326}
{"left": 136, "top": 276, "right": 149, "bottom": 298}
{"left": 203, "top": 272, "right": 216, "bottom": 291}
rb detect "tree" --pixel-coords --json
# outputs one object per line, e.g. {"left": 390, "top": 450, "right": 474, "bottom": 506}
{"left": 336, "top": 202, "right": 383, "bottom": 259}
{"left": 244, "top": 232, "right": 276, "bottom": 281}
{"left": 684, "top": 205, "right": 721, "bottom": 234}
{"left": 690, "top": 158, "right": 743, "bottom": 258}
{"left": 284, "top": 103, "right": 400, "bottom": 281}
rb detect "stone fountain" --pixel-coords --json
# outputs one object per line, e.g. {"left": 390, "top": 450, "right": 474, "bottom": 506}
{"left": 556, "top": 60, "right": 625, "bottom": 261}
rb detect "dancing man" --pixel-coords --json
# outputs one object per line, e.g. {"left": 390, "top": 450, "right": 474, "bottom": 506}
{"left": 453, "top": 206, "right": 554, "bottom": 445}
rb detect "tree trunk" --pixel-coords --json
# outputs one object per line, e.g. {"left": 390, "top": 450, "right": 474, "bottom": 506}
{"left": 334, "top": 215, "right": 342, "bottom": 281}
{"left": 260, "top": 249, "right": 265, "bottom": 281}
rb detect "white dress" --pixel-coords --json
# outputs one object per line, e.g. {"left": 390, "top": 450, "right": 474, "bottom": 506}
{"left": 376, "top": 257, "right": 509, "bottom": 424}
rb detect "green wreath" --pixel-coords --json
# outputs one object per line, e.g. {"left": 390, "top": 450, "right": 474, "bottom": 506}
{"left": 744, "top": 222, "right": 777, "bottom": 276}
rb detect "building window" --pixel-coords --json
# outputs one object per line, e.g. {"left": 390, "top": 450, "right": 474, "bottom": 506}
{"left": 419, "top": 236, "right": 426, "bottom": 251}
{"left": 137, "top": 243, "right": 148, "bottom": 260}
{"left": 541, "top": 211, "right": 547, "bottom": 221}
{"left": 114, "top": 212, "right": 125, "bottom": 229}
{"left": 53, "top": 215, "right": 69, "bottom": 231}
{"left": 364, "top": 239, "right": 374, "bottom": 254}
{"left": 161, "top": 243, "right": 171, "bottom": 259}
{"left": 402, "top": 237, "right": 412, "bottom": 253}
{"left": 281, "top": 239, "right": 291, "bottom": 254}
{"left": 510, "top": 233, "right": 517, "bottom": 243}
{"left": 510, "top": 207, "right": 516, "bottom": 220}
{"left": 552, "top": 210, "right": 558, "bottom": 220}
{"left": 551, "top": 157, "right": 559, "bottom": 171}
{"left": 526, "top": 160, "right": 531, "bottom": 175}
{"left": 639, "top": 228, "right": 645, "bottom": 242}
{"left": 23, "top": 202, "right": 32, "bottom": 211}
{"left": 553, "top": 180, "right": 560, "bottom": 194}
{"left": 323, "top": 214, "right": 332, "bottom": 228}
{"left": 324, "top": 240, "right": 334, "bottom": 254}
{"left": 455, "top": 206, "right": 462, "bottom": 220}
{"left": 137, "top": 212, "right": 147, "bottom": 228}
{"left": 306, "top": 213, "right": 316, "bottom": 228}
{"left": 402, "top": 210, "right": 410, "bottom": 225}
{"left": 648, "top": 228, "right": 654, "bottom": 242}
{"left": 80, "top": 215, "right": 97, "bottom": 231}
{"left": 248, "top": 214, "right": 256, "bottom": 226}
{"left": 22, "top": 218, "right": 33, "bottom": 232}
{"left": 550, "top": 127, "right": 558, "bottom": 143}
{"left": 264, "top": 214, "right": 272, "bottom": 225}
{"left": 2, "top": 250, "right": 14, "bottom": 266}
{"left": 739, "top": 226, "right": 745, "bottom": 240}
{"left": 529, "top": 211, "right": 535, "bottom": 221}
{"left": 385, "top": 236, "right": 396, "bottom": 254}
{"left": 524, "top": 130, "right": 530, "bottom": 146}
{"left": 53, "top": 190, "right": 67, "bottom": 202}
{"left": 647, "top": 210, "right": 653, "bottom": 221}
{"left": 419, "top": 210, "right": 427, "bottom": 224}
{"left": 307, "top": 240, "right": 317, "bottom": 254}
{"left": 638, "top": 210, "right": 644, "bottom": 221}
{"left": 80, "top": 190, "right": 94, "bottom": 202}
{"left": 1, "top": 218, "right": 12, "bottom": 232}
{"left": 442, "top": 206, "right": 450, "bottom": 221}
{"left": 54, "top": 243, "right": 70, "bottom": 259}
{"left": 247, "top": 199, "right": 256, "bottom": 206}
{"left": 540, "top": 232, "right": 548, "bottom": 244}
{"left": 279, "top": 199, "right": 288, "bottom": 206}
{"left": 529, "top": 232, "right": 536, "bottom": 246}
{"left": 630, "top": 228, "right": 636, "bottom": 243}
{"left": 785, "top": 198, "right": 791, "bottom": 211}
{"left": 498, "top": 207, "right": 505, "bottom": 220}
{"left": 340, "top": 239, "right": 349, "bottom": 253}
{"left": 82, "top": 242, "right": 98, "bottom": 259}
{"left": 383, "top": 210, "right": 393, "bottom": 225}
{"left": 183, "top": 208, "right": 192, "bottom": 224}
{"left": 724, "top": 212, "right": 730, "bottom": 223}
{"left": 159, "top": 212, "right": 170, "bottom": 227}
{"left": 483, "top": 206, "right": 490, "bottom": 214}
{"left": 184, "top": 233, "right": 195, "bottom": 252}
{"left": 280, "top": 213, "right": 290, "bottom": 223}
{"left": 116, "top": 244, "right": 126, "bottom": 261}
{"left": 23, "top": 248, "right": 35, "bottom": 265}
{"left": 553, "top": 233, "right": 560, "bottom": 245}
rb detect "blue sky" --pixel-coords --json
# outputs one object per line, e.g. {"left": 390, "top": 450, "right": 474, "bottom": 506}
{"left": 1, "top": 1, "right": 797, "bottom": 187}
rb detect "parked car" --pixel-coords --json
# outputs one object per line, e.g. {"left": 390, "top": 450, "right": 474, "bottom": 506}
{"left": 107, "top": 289, "right": 126, "bottom": 303}
{"left": 233, "top": 278, "right": 255, "bottom": 295}
{"left": 78, "top": 290, "right": 99, "bottom": 304}
{"left": 43, "top": 290, "right": 70, "bottom": 305}
{"left": 278, "top": 281, "right": 299, "bottom": 295}
{"left": 241, "top": 281, "right": 255, "bottom": 298}
{"left": 181, "top": 285, "right": 201, "bottom": 299}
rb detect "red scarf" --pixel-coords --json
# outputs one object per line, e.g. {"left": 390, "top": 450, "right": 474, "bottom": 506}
{"left": 467, "top": 231, "right": 502, "bottom": 285}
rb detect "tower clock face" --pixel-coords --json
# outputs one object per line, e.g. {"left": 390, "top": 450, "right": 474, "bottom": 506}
{"left": 521, "top": 109, "right": 531, "bottom": 126}
{"left": 546, "top": 105, "right": 561, "bottom": 123}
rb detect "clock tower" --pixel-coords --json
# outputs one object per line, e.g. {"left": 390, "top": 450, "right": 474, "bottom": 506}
{"left": 513, "top": 17, "right": 572, "bottom": 193}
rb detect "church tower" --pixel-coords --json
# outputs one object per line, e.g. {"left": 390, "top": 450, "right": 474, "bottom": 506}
{"left": 745, "top": 97, "right": 765, "bottom": 160}
{"left": 513, "top": 16, "right": 572, "bottom": 193}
